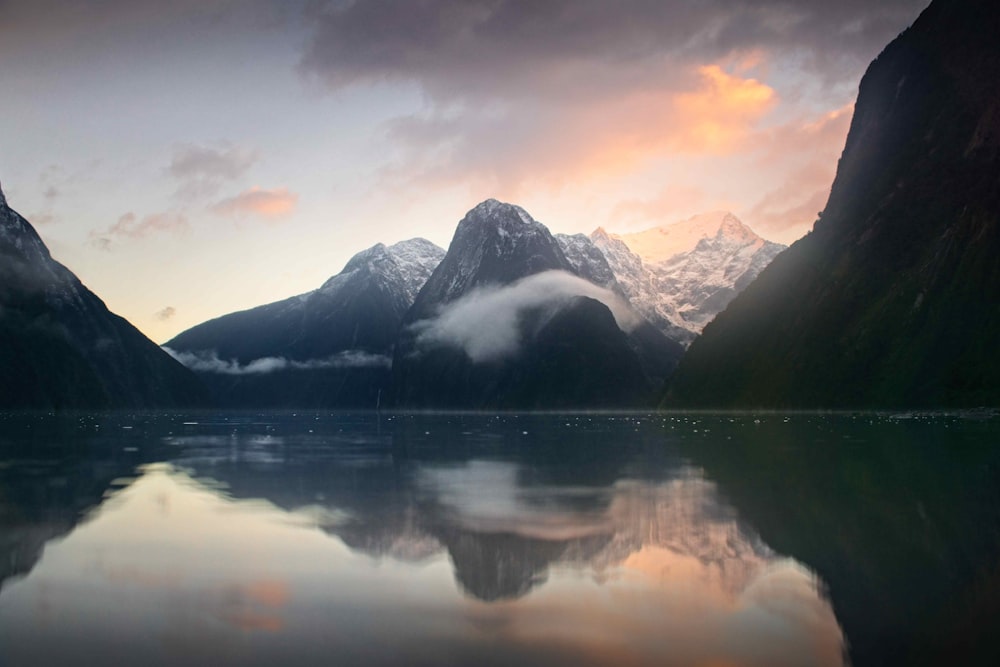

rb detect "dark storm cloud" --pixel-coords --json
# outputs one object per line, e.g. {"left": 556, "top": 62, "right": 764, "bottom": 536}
{"left": 300, "top": 0, "right": 929, "bottom": 97}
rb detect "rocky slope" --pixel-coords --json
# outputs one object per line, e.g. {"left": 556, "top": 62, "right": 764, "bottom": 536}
{"left": 165, "top": 238, "right": 444, "bottom": 408}
{"left": 0, "top": 184, "right": 209, "bottom": 409}
{"left": 666, "top": 0, "right": 1000, "bottom": 408}
{"left": 393, "top": 200, "right": 682, "bottom": 408}
{"left": 594, "top": 212, "right": 785, "bottom": 346}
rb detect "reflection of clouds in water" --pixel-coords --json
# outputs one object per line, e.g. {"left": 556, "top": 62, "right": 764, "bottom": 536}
{"left": 416, "top": 460, "right": 614, "bottom": 540}
{"left": 0, "top": 461, "right": 845, "bottom": 667}
{"left": 415, "top": 462, "right": 788, "bottom": 604}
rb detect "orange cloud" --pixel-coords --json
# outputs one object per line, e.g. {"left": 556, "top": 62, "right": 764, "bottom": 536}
{"left": 380, "top": 63, "right": 779, "bottom": 198}
{"left": 671, "top": 65, "right": 777, "bottom": 154}
{"left": 744, "top": 104, "right": 854, "bottom": 240}
{"left": 210, "top": 186, "right": 298, "bottom": 220}
{"left": 611, "top": 184, "right": 713, "bottom": 229}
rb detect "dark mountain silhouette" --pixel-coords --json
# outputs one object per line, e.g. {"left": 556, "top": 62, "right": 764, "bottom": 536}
{"left": 666, "top": 0, "right": 1000, "bottom": 408}
{"left": 0, "top": 184, "right": 208, "bottom": 409}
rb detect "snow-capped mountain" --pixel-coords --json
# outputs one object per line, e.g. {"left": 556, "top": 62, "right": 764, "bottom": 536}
{"left": 165, "top": 238, "right": 444, "bottom": 407}
{"left": 406, "top": 199, "right": 574, "bottom": 322}
{"left": 667, "top": 0, "right": 1000, "bottom": 408}
{"left": 553, "top": 232, "right": 620, "bottom": 291}
{"left": 0, "top": 182, "right": 209, "bottom": 409}
{"left": 594, "top": 212, "right": 786, "bottom": 345}
{"left": 394, "top": 199, "right": 683, "bottom": 409}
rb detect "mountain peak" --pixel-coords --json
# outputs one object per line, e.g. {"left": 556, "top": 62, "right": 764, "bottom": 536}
{"left": 322, "top": 238, "right": 444, "bottom": 298}
{"left": 666, "top": 0, "right": 1000, "bottom": 408}
{"left": 591, "top": 226, "right": 614, "bottom": 242}
{"left": 615, "top": 211, "right": 766, "bottom": 264}
{"left": 0, "top": 179, "right": 6, "bottom": 208}
{"left": 467, "top": 198, "right": 539, "bottom": 228}
{"left": 406, "top": 201, "right": 572, "bottom": 321}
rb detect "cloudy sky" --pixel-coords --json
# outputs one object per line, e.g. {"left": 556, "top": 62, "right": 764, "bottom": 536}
{"left": 0, "top": 0, "right": 928, "bottom": 342}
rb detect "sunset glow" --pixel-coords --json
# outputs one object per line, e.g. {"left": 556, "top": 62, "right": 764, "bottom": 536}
{"left": 0, "top": 0, "right": 928, "bottom": 341}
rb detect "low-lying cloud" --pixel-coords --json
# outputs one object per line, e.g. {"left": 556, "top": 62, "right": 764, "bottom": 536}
{"left": 410, "top": 270, "right": 640, "bottom": 363}
{"left": 163, "top": 348, "right": 391, "bottom": 375}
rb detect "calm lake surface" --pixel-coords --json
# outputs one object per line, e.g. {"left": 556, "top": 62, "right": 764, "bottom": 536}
{"left": 1, "top": 411, "right": 999, "bottom": 666}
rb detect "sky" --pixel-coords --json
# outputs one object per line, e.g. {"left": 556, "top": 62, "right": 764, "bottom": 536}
{"left": 0, "top": 0, "right": 929, "bottom": 343}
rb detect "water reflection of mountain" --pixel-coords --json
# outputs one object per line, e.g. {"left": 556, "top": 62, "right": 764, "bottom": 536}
{"left": 0, "top": 414, "right": 828, "bottom": 611}
{"left": 0, "top": 417, "right": 146, "bottom": 589}
{"left": 0, "top": 420, "right": 843, "bottom": 665}
{"left": 168, "top": 433, "right": 792, "bottom": 607}
{"left": 675, "top": 415, "right": 1000, "bottom": 667}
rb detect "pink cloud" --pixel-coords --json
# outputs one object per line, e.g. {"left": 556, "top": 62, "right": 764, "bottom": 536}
{"left": 210, "top": 186, "right": 298, "bottom": 220}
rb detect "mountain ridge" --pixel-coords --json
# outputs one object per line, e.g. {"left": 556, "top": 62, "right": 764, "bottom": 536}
{"left": 666, "top": 0, "right": 1000, "bottom": 408}
{"left": 0, "top": 186, "right": 209, "bottom": 409}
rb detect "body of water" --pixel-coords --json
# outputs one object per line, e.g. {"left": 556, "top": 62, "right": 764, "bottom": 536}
{"left": 1, "top": 411, "right": 998, "bottom": 666}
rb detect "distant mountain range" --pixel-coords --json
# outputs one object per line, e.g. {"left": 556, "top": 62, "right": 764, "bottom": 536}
{"left": 164, "top": 239, "right": 444, "bottom": 408}
{"left": 666, "top": 0, "right": 1000, "bottom": 408}
{"left": 591, "top": 211, "right": 785, "bottom": 345}
{"left": 6, "top": 0, "right": 995, "bottom": 410}
{"left": 162, "top": 199, "right": 783, "bottom": 408}
{"left": 0, "top": 184, "right": 208, "bottom": 409}
{"left": 2, "top": 180, "right": 783, "bottom": 410}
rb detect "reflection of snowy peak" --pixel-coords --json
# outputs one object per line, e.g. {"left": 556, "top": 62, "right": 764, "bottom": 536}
{"left": 594, "top": 478, "right": 775, "bottom": 600}
{"left": 594, "top": 212, "right": 785, "bottom": 345}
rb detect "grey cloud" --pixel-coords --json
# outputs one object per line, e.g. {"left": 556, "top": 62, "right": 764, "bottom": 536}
{"left": 163, "top": 348, "right": 392, "bottom": 374}
{"left": 89, "top": 211, "right": 190, "bottom": 249}
{"left": 169, "top": 142, "right": 258, "bottom": 200}
{"left": 301, "top": 0, "right": 928, "bottom": 97}
{"left": 0, "top": 1, "right": 290, "bottom": 59}
{"left": 155, "top": 306, "right": 177, "bottom": 321}
{"left": 410, "top": 270, "right": 640, "bottom": 363}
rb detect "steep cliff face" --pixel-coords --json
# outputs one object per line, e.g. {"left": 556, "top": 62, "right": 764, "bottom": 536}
{"left": 667, "top": 0, "right": 1000, "bottom": 408}
{"left": 0, "top": 185, "right": 209, "bottom": 409}
{"left": 394, "top": 200, "right": 682, "bottom": 409}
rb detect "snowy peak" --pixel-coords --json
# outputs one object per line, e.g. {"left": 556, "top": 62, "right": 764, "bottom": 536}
{"left": 321, "top": 237, "right": 444, "bottom": 302}
{"left": 385, "top": 238, "right": 447, "bottom": 304}
{"left": 408, "top": 199, "right": 572, "bottom": 319}
{"left": 467, "top": 198, "right": 538, "bottom": 227}
{"left": 589, "top": 211, "right": 785, "bottom": 345}
{"left": 554, "top": 233, "right": 619, "bottom": 290}
{"left": 614, "top": 211, "right": 764, "bottom": 265}
{"left": 453, "top": 198, "right": 559, "bottom": 259}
